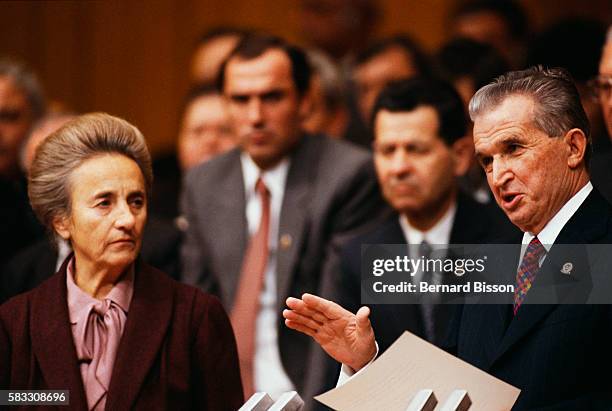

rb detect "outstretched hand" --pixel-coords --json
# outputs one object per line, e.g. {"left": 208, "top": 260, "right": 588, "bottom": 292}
{"left": 283, "top": 293, "right": 376, "bottom": 372}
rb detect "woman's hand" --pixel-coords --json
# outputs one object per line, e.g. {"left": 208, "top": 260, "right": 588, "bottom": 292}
{"left": 283, "top": 293, "right": 376, "bottom": 372}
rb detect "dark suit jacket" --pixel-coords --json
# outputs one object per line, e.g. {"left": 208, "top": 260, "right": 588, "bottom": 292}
{"left": 0, "top": 260, "right": 243, "bottom": 410}
{"left": 447, "top": 189, "right": 612, "bottom": 410}
{"left": 180, "top": 134, "right": 387, "bottom": 398}
{"left": 1, "top": 216, "right": 182, "bottom": 304}
{"left": 590, "top": 142, "right": 612, "bottom": 205}
{"left": 0, "top": 175, "right": 45, "bottom": 266}
{"left": 339, "top": 193, "right": 520, "bottom": 352}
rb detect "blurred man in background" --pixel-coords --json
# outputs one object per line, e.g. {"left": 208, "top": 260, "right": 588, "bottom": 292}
{"left": 450, "top": 0, "right": 528, "bottom": 69}
{"left": 296, "top": 0, "right": 379, "bottom": 63}
{"left": 0, "top": 58, "right": 46, "bottom": 265}
{"left": 190, "top": 27, "right": 248, "bottom": 84}
{"left": 346, "top": 35, "right": 432, "bottom": 147}
{"left": 598, "top": 27, "right": 612, "bottom": 139}
{"left": 177, "top": 84, "right": 238, "bottom": 171}
{"left": 181, "top": 34, "right": 386, "bottom": 407}
{"left": 20, "top": 112, "right": 74, "bottom": 173}
{"left": 302, "top": 49, "right": 348, "bottom": 139}
{"left": 589, "top": 25, "right": 612, "bottom": 204}
{"left": 317, "top": 80, "right": 518, "bottom": 403}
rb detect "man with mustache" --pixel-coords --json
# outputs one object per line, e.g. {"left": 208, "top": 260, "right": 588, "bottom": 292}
{"left": 285, "top": 66, "right": 612, "bottom": 409}
{"left": 180, "top": 34, "right": 386, "bottom": 407}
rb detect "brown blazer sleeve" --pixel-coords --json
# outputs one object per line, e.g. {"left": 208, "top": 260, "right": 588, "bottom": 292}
{"left": 192, "top": 292, "right": 244, "bottom": 410}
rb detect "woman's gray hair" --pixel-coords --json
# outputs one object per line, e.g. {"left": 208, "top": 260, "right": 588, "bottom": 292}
{"left": 28, "top": 112, "right": 153, "bottom": 232}
{"left": 469, "top": 66, "right": 591, "bottom": 165}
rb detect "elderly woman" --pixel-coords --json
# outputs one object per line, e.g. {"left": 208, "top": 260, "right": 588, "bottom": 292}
{"left": 0, "top": 113, "right": 243, "bottom": 410}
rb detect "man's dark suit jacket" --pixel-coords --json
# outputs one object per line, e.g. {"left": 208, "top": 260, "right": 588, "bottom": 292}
{"left": 590, "top": 141, "right": 612, "bottom": 204}
{"left": 180, "top": 134, "right": 387, "bottom": 398}
{"left": 0, "top": 176, "right": 45, "bottom": 266}
{"left": 0, "top": 260, "right": 244, "bottom": 410}
{"left": 0, "top": 216, "right": 182, "bottom": 304}
{"left": 338, "top": 193, "right": 520, "bottom": 353}
{"left": 447, "top": 189, "right": 612, "bottom": 410}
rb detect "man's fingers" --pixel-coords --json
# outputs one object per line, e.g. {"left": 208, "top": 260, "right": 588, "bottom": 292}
{"left": 285, "top": 297, "right": 329, "bottom": 323}
{"left": 286, "top": 296, "right": 303, "bottom": 309}
{"left": 302, "top": 293, "right": 348, "bottom": 320}
{"left": 283, "top": 309, "right": 323, "bottom": 330}
{"left": 284, "top": 319, "right": 317, "bottom": 338}
{"left": 355, "top": 306, "right": 372, "bottom": 330}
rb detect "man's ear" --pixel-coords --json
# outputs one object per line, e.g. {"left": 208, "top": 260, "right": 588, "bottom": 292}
{"left": 298, "top": 90, "right": 314, "bottom": 122}
{"left": 563, "top": 128, "right": 588, "bottom": 169}
{"left": 451, "top": 136, "right": 475, "bottom": 177}
{"left": 52, "top": 215, "right": 71, "bottom": 241}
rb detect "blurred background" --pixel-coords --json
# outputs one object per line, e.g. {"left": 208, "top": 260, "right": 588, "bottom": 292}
{"left": 1, "top": 0, "right": 610, "bottom": 157}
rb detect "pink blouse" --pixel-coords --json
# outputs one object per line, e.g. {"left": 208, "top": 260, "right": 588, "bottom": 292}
{"left": 66, "top": 258, "right": 134, "bottom": 411}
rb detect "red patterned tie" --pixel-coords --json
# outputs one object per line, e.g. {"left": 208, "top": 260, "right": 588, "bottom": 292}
{"left": 231, "top": 177, "right": 270, "bottom": 398}
{"left": 514, "top": 236, "right": 546, "bottom": 315}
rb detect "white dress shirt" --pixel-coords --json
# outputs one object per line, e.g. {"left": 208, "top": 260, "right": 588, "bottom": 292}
{"left": 520, "top": 182, "right": 593, "bottom": 265}
{"left": 240, "top": 153, "right": 295, "bottom": 399}
{"left": 338, "top": 201, "right": 458, "bottom": 384}
{"left": 399, "top": 202, "right": 456, "bottom": 285}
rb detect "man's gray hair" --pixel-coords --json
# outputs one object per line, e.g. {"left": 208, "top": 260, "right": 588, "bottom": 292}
{"left": 306, "top": 49, "right": 346, "bottom": 111}
{"left": 0, "top": 57, "right": 46, "bottom": 121}
{"left": 469, "top": 66, "right": 591, "bottom": 165}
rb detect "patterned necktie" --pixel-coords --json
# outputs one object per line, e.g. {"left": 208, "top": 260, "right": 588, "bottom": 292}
{"left": 514, "top": 236, "right": 546, "bottom": 315}
{"left": 231, "top": 177, "right": 270, "bottom": 398}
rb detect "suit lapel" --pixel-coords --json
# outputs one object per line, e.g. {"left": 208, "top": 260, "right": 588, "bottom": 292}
{"left": 210, "top": 151, "right": 248, "bottom": 306}
{"left": 490, "top": 247, "right": 581, "bottom": 365}
{"left": 276, "top": 137, "right": 314, "bottom": 310}
{"left": 450, "top": 196, "right": 518, "bottom": 367}
{"left": 105, "top": 263, "right": 173, "bottom": 410}
{"left": 375, "top": 217, "right": 406, "bottom": 244}
{"left": 449, "top": 194, "right": 490, "bottom": 243}
{"left": 30, "top": 259, "right": 88, "bottom": 410}
{"left": 489, "top": 189, "right": 611, "bottom": 366}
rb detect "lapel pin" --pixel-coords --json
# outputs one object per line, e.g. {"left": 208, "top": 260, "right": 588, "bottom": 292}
{"left": 280, "top": 234, "right": 292, "bottom": 249}
{"left": 560, "top": 262, "right": 573, "bottom": 275}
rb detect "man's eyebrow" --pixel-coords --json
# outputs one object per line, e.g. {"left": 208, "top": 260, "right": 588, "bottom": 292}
{"left": 498, "top": 135, "right": 525, "bottom": 145}
{"left": 128, "top": 190, "right": 146, "bottom": 198}
{"left": 475, "top": 133, "right": 524, "bottom": 152}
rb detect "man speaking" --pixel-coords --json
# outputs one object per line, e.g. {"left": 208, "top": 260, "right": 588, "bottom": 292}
{"left": 284, "top": 66, "right": 612, "bottom": 409}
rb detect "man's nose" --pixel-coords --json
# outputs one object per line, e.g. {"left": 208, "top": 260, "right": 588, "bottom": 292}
{"left": 247, "top": 98, "right": 264, "bottom": 126}
{"left": 490, "top": 157, "right": 512, "bottom": 189}
{"left": 390, "top": 149, "right": 413, "bottom": 175}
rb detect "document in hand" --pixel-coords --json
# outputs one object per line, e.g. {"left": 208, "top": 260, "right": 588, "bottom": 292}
{"left": 315, "top": 331, "right": 520, "bottom": 411}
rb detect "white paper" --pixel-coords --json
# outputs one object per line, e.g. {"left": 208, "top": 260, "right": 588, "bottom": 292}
{"left": 314, "top": 331, "right": 520, "bottom": 411}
